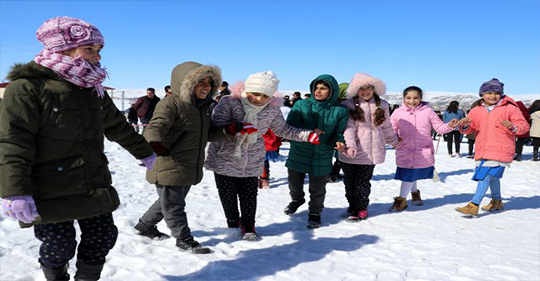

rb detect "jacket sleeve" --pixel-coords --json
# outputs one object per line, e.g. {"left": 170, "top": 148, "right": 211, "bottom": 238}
{"left": 102, "top": 93, "right": 153, "bottom": 159}
{"left": 142, "top": 98, "right": 177, "bottom": 143}
{"left": 431, "top": 109, "right": 453, "bottom": 135}
{"left": 207, "top": 97, "right": 235, "bottom": 142}
{"left": 509, "top": 105, "right": 530, "bottom": 136}
{"left": 343, "top": 118, "right": 358, "bottom": 149}
{"left": 390, "top": 112, "right": 399, "bottom": 135}
{"left": 269, "top": 107, "right": 311, "bottom": 142}
{"left": 381, "top": 105, "right": 399, "bottom": 146}
{"left": 332, "top": 108, "right": 349, "bottom": 144}
{"left": 0, "top": 81, "right": 40, "bottom": 197}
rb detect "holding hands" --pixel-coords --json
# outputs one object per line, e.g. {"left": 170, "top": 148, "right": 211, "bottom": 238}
{"left": 459, "top": 117, "right": 473, "bottom": 128}
{"left": 308, "top": 129, "right": 325, "bottom": 145}
{"left": 2, "top": 196, "right": 39, "bottom": 224}
{"left": 447, "top": 118, "right": 460, "bottom": 128}
{"left": 335, "top": 142, "right": 346, "bottom": 152}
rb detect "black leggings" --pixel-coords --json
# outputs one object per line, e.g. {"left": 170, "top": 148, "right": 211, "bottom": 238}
{"left": 214, "top": 173, "right": 258, "bottom": 226}
{"left": 446, "top": 130, "right": 461, "bottom": 154}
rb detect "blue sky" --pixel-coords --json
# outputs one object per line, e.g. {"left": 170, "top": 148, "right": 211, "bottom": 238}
{"left": 1, "top": 0, "right": 539, "bottom": 95}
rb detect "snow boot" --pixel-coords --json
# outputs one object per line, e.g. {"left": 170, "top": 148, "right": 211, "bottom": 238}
{"left": 227, "top": 218, "right": 241, "bottom": 228}
{"left": 134, "top": 220, "right": 170, "bottom": 240}
{"left": 307, "top": 212, "right": 321, "bottom": 229}
{"left": 74, "top": 260, "right": 104, "bottom": 281}
{"left": 534, "top": 150, "right": 539, "bottom": 161}
{"left": 260, "top": 178, "right": 270, "bottom": 189}
{"left": 347, "top": 210, "right": 368, "bottom": 222}
{"left": 389, "top": 197, "right": 408, "bottom": 212}
{"left": 411, "top": 190, "right": 424, "bottom": 206}
{"left": 241, "top": 222, "right": 258, "bottom": 241}
{"left": 481, "top": 199, "right": 504, "bottom": 212}
{"left": 456, "top": 202, "right": 479, "bottom": 217}
{"left": 176, "top": 237, "right": 211, "bottom": 254}
{"left": 40, "top": 260, "right": 70, "bottom": 281}
{"left": 284, "top": 198, "right": 306, "bottom": 215}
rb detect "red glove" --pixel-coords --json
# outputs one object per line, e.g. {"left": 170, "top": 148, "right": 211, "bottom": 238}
{"left": 308, "top": 132, "right": 320, "bottom": 144}
{"left": 225, "top": 122, "right": 258, "bottom": 135}
{"left": 149, "top": 142, "right": 170, "bottom": 156}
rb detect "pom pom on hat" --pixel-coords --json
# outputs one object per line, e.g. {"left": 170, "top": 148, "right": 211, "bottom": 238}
{"left": 243, "top": 71, "right": 280, "bottom": 97}
{"left": 36, "top": 16, "right": 104, "bottom": 52}
{"left": 479, "top": 78, "right": 504, "bottom": 97}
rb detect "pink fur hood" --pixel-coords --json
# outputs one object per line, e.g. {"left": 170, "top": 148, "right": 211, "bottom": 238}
{"left": 346, "top": 73, "right": 386, "bottom": 99}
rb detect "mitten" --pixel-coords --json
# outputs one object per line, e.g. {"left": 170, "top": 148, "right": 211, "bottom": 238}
{"left": 225, "top": 122, "right": 258, "bottom": 135}
{"left": 2, "top": 196, "right": 39, "bottom": 224}
{"left": 307, "top": 132, "right": 320, "bottom": 144}
{"left": 149, "top": 142, "right": 170, "bottom": 156}
{"left": 141, "top": 153, "right": 157, "bottom": 170}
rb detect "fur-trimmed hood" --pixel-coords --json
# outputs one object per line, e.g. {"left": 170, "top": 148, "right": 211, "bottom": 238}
{"left": 347, "top": 73, "right": 386, "bottom": 99}
{"left": 7, "top": 61, "right": 60, "bottom": 82}
{"left": 228, "top": 80, "right": 284, "bottom": 107}
{"left": 170, "top": 61, "right": 221, "bottom": 104}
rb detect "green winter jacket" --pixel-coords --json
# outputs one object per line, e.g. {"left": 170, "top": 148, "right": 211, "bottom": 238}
{"left": 144, "top": 62, "right": 229, "bottom": 186}
{"left": 0, "top": 62, "right": 154, "bottom": 227}
{"left": 285, "top": 74, "right": 349, "bottom": 176}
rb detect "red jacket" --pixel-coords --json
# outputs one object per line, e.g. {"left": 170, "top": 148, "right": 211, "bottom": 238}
{"left": 516, "top": 101, "right": 531, "bottom": 138}
{"left": 263, "top": 128, "right": 282, "bottom": 152}
{"left": 460, "top": 96, "right": 529, "bottom": 163}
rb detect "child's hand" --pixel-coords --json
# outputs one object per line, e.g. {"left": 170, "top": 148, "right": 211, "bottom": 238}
{"left": 459, "top": 117, "right": 472, "bottom": 127}
{"left": 448, "top": 118, "right": 459, "bottom": 128}
{"left": 500, "top": 120, "right": 514, "bottom": 130}
{"left": 346, "top": 147, "right": 357, "bottom": 158}
{"left": 314, "top": 128, "right": 325, "bottom": 135}
{"left": 225, "top": 122, "right": 258, "bottom": 135}
{"left": 335, "top": 142, "right": 346, "bottom": 152}
{"left": 392, "top": 137, "right": 403, "bottom": 149}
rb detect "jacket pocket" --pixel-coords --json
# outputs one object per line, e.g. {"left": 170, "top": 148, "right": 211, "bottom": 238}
{"left": 32, "top": 155, "right": 87, "bottom": 199}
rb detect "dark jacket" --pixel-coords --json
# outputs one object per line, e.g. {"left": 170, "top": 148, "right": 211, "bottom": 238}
{"left": 127, "top": 106, "right": 138, "bottom": 123}
{"left": 0, "top": 61, "right": 153, "bottom": 227}
{"left": 134, "top": 95, "right": 161, "bottom": 119}
{"left": 285, "top": 75, "right": 349, "bottom": 176}
{"left": 144, "top": 62, "right": 228, "bottom": 186}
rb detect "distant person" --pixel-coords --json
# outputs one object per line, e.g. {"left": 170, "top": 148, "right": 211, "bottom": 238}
{"left": 291, "top": 91, "right": 302, "bottom": 106}
{"left": 514, "top": 101, "right": 531, "bottom": 161}
{"left": 529, "top": 100, "right": 540, "bottom": 161}
{"left": 390, "top": 104, "right": 399, "bottom": 116}
{"left": 219, "top": 81, "right": 231, "bottom": 97}
{"left": 127, "top": 102, "right": 140, "bottom": 132}
{"left": 456, "top": 78, "right": 529, "bottom": 216}
{"left": 134, "top": 87, "right": 161, "bottom": 130}
{"left": 283, "top": 95, "right": 293, "bottom": 107}
{"left": 0, "top": 16, "right": 156, "bottom": 281}
{"left": 304, "top": 93, "right": 311, "bottom": 99}
{"left": 164, "top": 85, "right": 172, "bottom": 97}
{"left": 443, "top": 101, "right": 465, "bottom": 157}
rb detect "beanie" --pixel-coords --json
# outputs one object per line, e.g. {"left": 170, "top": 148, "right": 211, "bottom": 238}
{"left": 36, "top": 16, "right": 104, "bottom": 52}
{"left": 243, "top": 71, "right": 280, "bottom": 97}
{"left": 479, "top": 78, "right": 504, "bottom": 97}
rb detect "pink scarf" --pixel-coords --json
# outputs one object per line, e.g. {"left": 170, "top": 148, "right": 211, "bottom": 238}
{"left": 34, "top": 49, "right": 108, "bottom": 98}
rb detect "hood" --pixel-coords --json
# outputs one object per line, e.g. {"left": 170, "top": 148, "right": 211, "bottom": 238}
{"left": 347, "top": 73, "right": 386, "bottom": 99}
{"left": 6, "top": 61, "right": 60, "bottom": 82}
{"left": 309, "top": 74, "right": 340, "bottom": 107}
{"left": 170, "top": 61, "right": 222, "bottom": 105}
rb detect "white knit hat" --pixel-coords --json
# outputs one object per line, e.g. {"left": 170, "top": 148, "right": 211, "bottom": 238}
{"left": 243, "top": 71, "right": 280, "bottom": 97}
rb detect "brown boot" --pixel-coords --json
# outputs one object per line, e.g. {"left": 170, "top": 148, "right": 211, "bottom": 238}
{"left": 456, "top": 202, "right": 479, "bottom": 216}
{"left": 481, "top": 199, "right": 504, "bottom": 212}
{"left": 389, "top": 197, "right": 408, "bottom": 212}
{"left": 411, "top": 190, "right": 424, "bottom": 206}
{"left": 260, "top": 179, "right": 270, "bottom": 189}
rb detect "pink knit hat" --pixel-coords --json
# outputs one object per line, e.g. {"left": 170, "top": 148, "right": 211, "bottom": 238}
{"left": 36, "top": 16, "right": 104, "bottom": 52}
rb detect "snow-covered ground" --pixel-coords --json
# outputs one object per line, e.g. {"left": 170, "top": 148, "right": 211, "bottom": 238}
{"left": 1, "top": 134, "right": 539, "bottom": 280}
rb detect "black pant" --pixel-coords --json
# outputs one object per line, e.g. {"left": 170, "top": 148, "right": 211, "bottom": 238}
{"left": 341, "top": 163, "right": 376, "bottom": 212}
{"left": 287, "top": 169, "right": 328, "bottom": 213}
{"left": 515, "top": 137, "right": 528, "bottom": 157}
{"left": 532, "top": 137, "right": 540, "bottom": 159}
{"left": 214, "top": 173, "right": 258, "bottom": 226}
{"left": 468, "top": 139, "right": 476, "bottom": 156}
{"left": 34, "top": 213, "right": 118, "bottom": 268}
{"left": 446, "top": 130, "right": 461, "bottom": 154}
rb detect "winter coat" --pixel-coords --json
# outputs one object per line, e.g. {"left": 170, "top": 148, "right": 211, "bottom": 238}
{"left": 443, "top": 109, "right": 465, "bottom": 131}
{"left": 134, "top": 95, "right": 161, "bottom": 119}
{"left": 0, "top": 61, "right": 153, "bottom": 227}
{"left": 127, "top": 106, "right": 138, "bottom": 123}
{"left": 530, "top": 111, "right": 540, "bottom": 138}
{"left": 285, "top": 75, "right": 349, "bottom": 176}
{"left": 339, "top": 98, "right": 398, "bottom": 165}
{"left": 205, "top": 95, "right": 310, "bottom": 178}
{"left": 516, "top": 101, "right": 531, "bottom": 138}
{"left": 459, "top": 96, "right": 530, "bottom": 163}
{"left": 144, "top": 62, "right": 228, "bottom": 186}
{"left": 390, "top": 102, "right": 454, "bottom": 169}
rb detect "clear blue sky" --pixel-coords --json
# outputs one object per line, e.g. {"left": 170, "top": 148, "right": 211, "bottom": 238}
{"left": 1, "top": 0, "right": 539, "bottom": 95}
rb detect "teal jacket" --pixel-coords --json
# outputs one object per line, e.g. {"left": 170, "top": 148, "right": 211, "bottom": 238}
{"left": 285, "top": 74, "right": 349, "bottom": 176}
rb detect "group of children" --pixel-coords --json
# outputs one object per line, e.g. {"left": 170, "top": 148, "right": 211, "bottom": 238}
{"left": 0, "top": 16, "right": 531, "bottom": 280}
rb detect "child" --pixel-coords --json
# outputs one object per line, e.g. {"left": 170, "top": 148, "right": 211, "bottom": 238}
{"left": 389, "top": 86, "right": 459, "bottom": 211}
{"left": 204, "top": 71, "right": 316, "bottom": 240}
{"left": 284, "top": 74, "right": 349, "bottom": 228}
{"left": 134, "top": 61, "right": 232, "bottom": 253}
{"left": 456, "top": 79, "right": 529, "bottom": 216}
{"left": 340, "top": 73, "right": 400, "bottom": 221}
{"left": 529, "top": 100, "right": 540, "bottom": 161}
{"left": 0, "top": 17, "right": 155, "bottom": 280}
{"left": 260, "top": 128, "right": 282, "bottom": 189}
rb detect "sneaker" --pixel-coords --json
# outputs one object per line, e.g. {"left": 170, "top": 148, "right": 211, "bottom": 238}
{"left": 411, "top": 190, "right": 424, "bottom": 206}
{"left": 481, "top": 199, "right": 504, "bottom": 212}
{"left": 448, "top": 154, "right": 455, "bottom": 158}
{"left": 467, "top": 154, "right": 474, "bottom": 159}
{"left": 389, "top": 197, "right": 408, "bottom": 212}
{"left": 176, "top": 237, "right": 211, "bottom": 254}
{"left": 134, "top": 221, "right": 170, "bottom": 240}
{"left": 307, "top": 212, "right": 321, "bottom": 229}
{"left": 456, "top": 202, "right": 479, "bottom": 217}
{"left": 241, "top": 223, "right": 258, "bottom": 241}
{"left": 455, "top": 153, "right": 461, "bottom": 158}
{"left": 284, "top": 198, "right": 306, "bottom": 215}
{"left": 347, "top": 210, "right": 368, "bottom": 222}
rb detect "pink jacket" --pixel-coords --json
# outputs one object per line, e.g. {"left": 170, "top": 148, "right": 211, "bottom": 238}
{"left": 460, "top": 96, "right": 529, "bottom": 163}
{"left": 391, "top": 102, "right": 453, "bottom": 169}
{"left": 340, "top": 98, "right": 398, "bottom": 165}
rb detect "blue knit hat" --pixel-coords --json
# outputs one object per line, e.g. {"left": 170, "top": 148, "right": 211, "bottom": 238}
{"left": 479, "top": 78, "right": 504, "bottom": 97}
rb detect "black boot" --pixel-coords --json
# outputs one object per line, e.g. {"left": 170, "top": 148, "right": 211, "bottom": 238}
{"left": 40, "top": 260, "right": 70, "bottom": 281}
{"left": 176, "top": 237, "right": 211, "bottom": 254}
{"left": 534, "top": 150, "right": 539, "bottom": 161}
{"left": 284, "top": 198, "right": 306, "bottom": 215}
{"left": 134, "top": 220, "right": 170, "bottom": 240}
{"left": 74, "top": 260, "right": 104, "bottom": 281}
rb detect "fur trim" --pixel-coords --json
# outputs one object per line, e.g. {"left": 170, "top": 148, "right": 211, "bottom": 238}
{"left": 229, "top": 80, "right": 283, "bottom": 106}
{"left": 171, "top": 62, "right": 221, "bottom": 103}
{"left": 347, "top": 73, "right": 386, "bottom": 99}
{"left": 7, "top": 61, "right": 60, "bottom": 82}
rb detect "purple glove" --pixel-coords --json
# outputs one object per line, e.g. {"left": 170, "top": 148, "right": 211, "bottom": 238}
{"left": 2, "top": 196, "right": 39, "bottom": 224}
{"left": 141, "top": 153, "right": 156, "bottom": 170}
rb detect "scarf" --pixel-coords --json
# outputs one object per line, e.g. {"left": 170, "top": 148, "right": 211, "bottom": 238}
{"left": 233, "top": 92, "right": 268, "bottom": 157}
{"left": 34, "top": 49, "right": 108, "bottom": 98}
